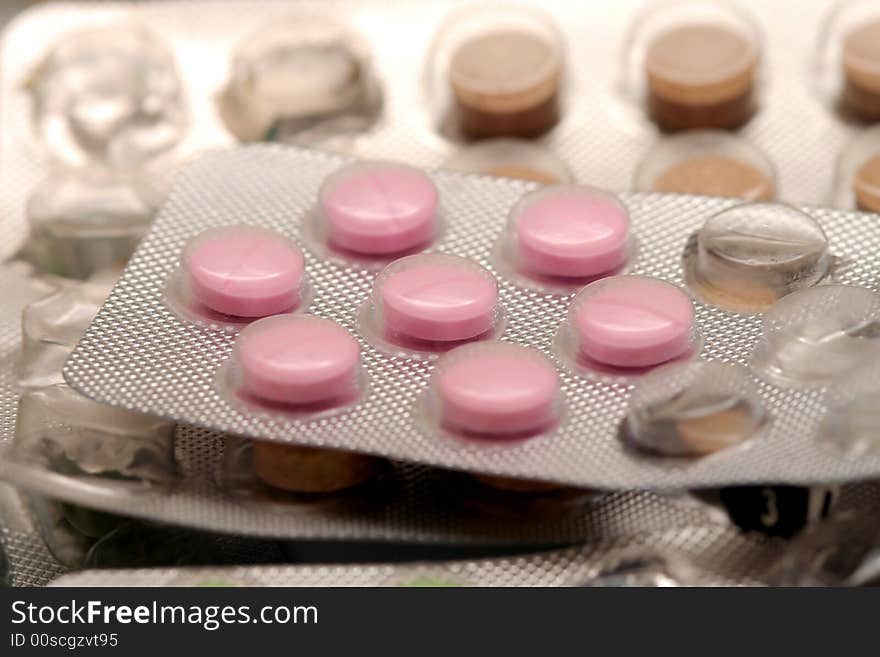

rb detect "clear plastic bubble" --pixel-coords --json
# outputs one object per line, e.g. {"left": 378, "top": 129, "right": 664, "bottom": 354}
{"left": 423, "top": 341, "right": 563, "bottom": 440}
{"left": 813, "top": 0, "right": 880, "bottom": 120}
{"left": 220, "top": 315, "right": 366, "bottom": 420}
{"left": 442, "top": 139, "right": 573, "bottom": 184}
{"left": 575, "top": 547, "right": 700, "bottom": 587}
{"left": 218, "top": 17, "right": 379, "bottom": 142}
{"left": 497, "top": 185, "right": 634, "bottom": 293}
{"left": 27, "top": 24, "right": 185, "bottom": 169}
{"left": 556, "top": 275, "right": 700, "bottom": 381}
{"left": 751, "top": 285, "right": 880, "bottom": 387}
{"left": 831, "top": 124, "right": 880, "bottom": 212}
{"left": 818, "top": 355, "right": 880, "bottom": 457}
{"left": 634, "top": 130, "right": 776, "bottom": 201}
{"left": 426, "top": 4, "right": 565, "bottom": 140}
{"left": 620, "top": 0, "right": 762, "bottom": 131}
{"left": 684, "top": 202, "right": 831, "bottom": 313}
{"left": 308, "top": 161, "right": 440, "bottom": 262}
{"left": 19, "top": 275, "right": 116, "bottom": 389}
{"left": 168, "top": 225, "right": 309, "bottom": 329}
{"left": 13, "top": 384, "right": 177, "bottom": 484}
{"left": 360, "top": 253, "right": 504, "bottom": 360}
{"left": 24, "top": 165, "right": 168, "bottom": 279}
{"left": 622, "top": 360, "right": 766, "bottom": 457}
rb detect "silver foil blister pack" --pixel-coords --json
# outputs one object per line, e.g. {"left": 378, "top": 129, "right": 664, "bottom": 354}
{"left": 0, "top": 265, "right": 730, "bottom": 547}
{"left": 63, "top": 145, "right": 880, "bottom": 489}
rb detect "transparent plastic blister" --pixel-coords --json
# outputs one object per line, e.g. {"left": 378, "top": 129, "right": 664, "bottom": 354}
{"left": 683, "top": 202, "right": 832, "bottom": 314}
{"left": 425, "top": 3, "right": 566, "bottom": 141}
{"left": 751, "top": 285, "right": 880, "bottom": 388}
{"left": 812, "top": 0, "right": 880, "bottom": 122}
{"left": 831, "top": 124, "right": 880, "bottom": 211}
{"left": 60, "top": 145, "right": 880, "bottom": 489}
{"left": 622, "top": 360, "right": 767, "bottom": 457}
{"left": 818, "top": 356, "right": 880, "bottom": 458}
{"left": 494, "top": 185, "right": 637, "bottom": 295}
{"left": 217, "top": 15, "right": 381, "bottom": 143}
{"left": 302, "top": 160, "right": 442, "bottom": 269}
{"left": 634, "top": 130, "right": 776, "bottom": 201}
{"left": 618, "top": 0, "right": 764, "bottom": 131}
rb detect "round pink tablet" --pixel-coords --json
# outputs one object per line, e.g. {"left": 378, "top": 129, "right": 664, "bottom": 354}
{"left": 182, "top": 225, "right": 305, "bottom": 317}
{"left": 234, "top": 315, "right": 361, "bottom": 405}
{"left": 570, "top": 275, "right": 695, "bottom": 367}
{"left": 511, "top": 185, "right": 630, "bottom": 278}
{"left": 320, "top": 161, "right": 439, "bottom": 255}
{"left": 375, "top": 253, "right": 499, "bottom": 342}
{"left": 434, "top": 342, "right": 560, "bottom": 436}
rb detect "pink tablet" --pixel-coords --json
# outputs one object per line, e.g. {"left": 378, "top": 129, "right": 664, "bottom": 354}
{"left": 234, "top": 315, "right": 361, "bottom": 405}
{"left": 569, "top": 275, "right": 695, "bottom": 368}
{"left": 510, "top": 185, "right": 630, "bottom": 278}
{"left": 320, "top": 161, "right": 439, "bottom": 255}
{"left": 433, "top": 342, "right": 560, "bottom": 436}
{"left": 182, "top": 225, "right": 305, "bottom": 317}
{"left": 375, "top": 253, "right": 499, "bottom": 342}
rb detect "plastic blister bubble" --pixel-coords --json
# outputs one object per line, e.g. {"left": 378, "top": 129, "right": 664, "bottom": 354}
{"left": 683, "top": 202, "right": 831, "bottom": 313}
{"left": 751, "top": 285, "right": 880, "bottom": 387}
{"left": 622, "top": 360, "right": 766, "bottom": 457}
{"left": 818, "top": 355, "right": 880, "bottom": 457}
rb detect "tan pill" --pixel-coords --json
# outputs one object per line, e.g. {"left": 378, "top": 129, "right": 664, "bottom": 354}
{"left": 252, "top": 440, "right": 382, "bottom": 493}
{"left": 853, "top": 152, "right": 880, "bottom": 213}
{"left": 842, "top": 18, "right": 880, "bottom": 121}
{"left": 645, "top": 23, "right": 758, "bottom": 130}
{"left": 652, "top": 155, "right": 774, "bottom": 201}
{"left": 449, "top": 29, "right": 561, "bottom": 138}
{"left": 675, "top": 404, "right": 758, "bottom": 456}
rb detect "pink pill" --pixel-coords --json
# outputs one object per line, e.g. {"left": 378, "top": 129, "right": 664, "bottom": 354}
{"left": 375, "top": 253, "right": 499, "bottom": 342}
{"left": 320, "top": 161, "right": 439, "bottom": 255}
{"left": 511, "top": 185, "right": 630, "bottom": 278}
{"left": 433, "top": 342, "right": 560, "bottom": 436}
{"left": 182, "top": 225, "right": 305, "bottom": 318}
{"left": 570, "top": 275, "right": 695, "bottom": 368}
{"left": 234, "top": 315, "right": 361, "bottom": 405}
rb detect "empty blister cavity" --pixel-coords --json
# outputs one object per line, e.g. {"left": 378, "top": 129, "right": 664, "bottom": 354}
{"left": 360, "top": 253, "right": 503, "bottom": 359}
{"left": 556, "top": 275, "right": 699, "bottom": 380}
{"left": 622, "top": 360, "right": 766, "bottom": 457}
{"left": 443, "top": 139, "right": 573, "bottom": 184}
{"left": 167, "top": 225, "right": 309, "bottom": 329}
{"left": 422, "top": 341, "right": 562, "bottom": 440}
{"left": 13, "top": 384, "right": 176, "bottom": 485}
{"left": 427, "top": 4, "right": 565, "bottom": 139}
{"left": 219, "top": 314, "right": 366, "bottom": 418}
{"left": 751, "top": 285, "right": 880, "bottom": 387}
{"left": 218, "top": 16, "right": 380, "bottom": 142}
{"left": 635, "top": 130, "right": 776, "bottom": 201}
{"left": 26, "top": 23, "right": 186, "bottom": 169}
{"left": 24, "top": 165, "right": 167, "bottom": 279}
{"left": 306, "top": 161, "right": 439, "bottom": 264}
{"left": 622, "top": 0, "right": 762, "bottom": 130}
{"left": 819, "top": 357, "right": 880, "bottom": 458}
{"left": 498, "top": 185, "right": 634, "bottom": 292}
{"left": 683, "top": 202, "right": 831, "bottom": 313}
{"left": 19, "top": 274, "right": 116, "bottom": 389}
{"left": 831, "top": 125, "right": 880, "bottom": 212}
{"left": 814, "top": 0, "right": 880, "bottom": 121}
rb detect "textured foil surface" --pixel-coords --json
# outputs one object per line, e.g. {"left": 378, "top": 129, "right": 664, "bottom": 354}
{"left": 63, "top": 145, "right": 880, "bottom": 489}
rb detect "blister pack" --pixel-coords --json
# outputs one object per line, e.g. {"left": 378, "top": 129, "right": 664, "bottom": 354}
{"left": 0, "top": 263, "right": 738, "bottom": 546}
{"left": 60, "top": 145, "right": 880, "bottom": 490}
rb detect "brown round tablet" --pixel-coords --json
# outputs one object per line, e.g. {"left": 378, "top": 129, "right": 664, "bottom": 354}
{"left": 652, "top": 155, "right": 774, "bottom": 200}
{"left": 843, "top": 19, "right": 880, "bottom": 120}
{"left": 449, "top": 29, "right": 561, "bottom": 138}
{"left": 252, "top": 441, "right": 382, "bottom": 493}
{"left": 484, "top": 164, "right": 561, "bottom": 184}
{"left": 854, "top": 152, "right": 880, "bottom": 213}
{"left": 471, "top": 472, "right": 564, "bottom": 493}
{"left": 675, "top": 404, "right": 757, "bottom": 455}
{"left": 645, "top": 23, "right": 758, "bottom": 130}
